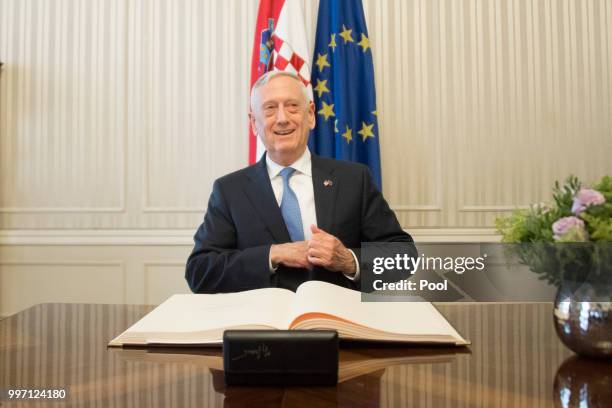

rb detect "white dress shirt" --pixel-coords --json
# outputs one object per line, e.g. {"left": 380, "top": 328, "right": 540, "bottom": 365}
{"left": 266, "top": 148, "right": 359, "bottom": 281}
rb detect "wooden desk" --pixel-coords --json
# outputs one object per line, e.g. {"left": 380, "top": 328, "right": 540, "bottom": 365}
{"left": 1, "top": 303, "right": 609, "bottom": 407}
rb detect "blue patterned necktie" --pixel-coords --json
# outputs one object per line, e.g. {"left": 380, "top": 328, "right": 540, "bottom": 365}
{"left": 279, "top": 167, "right": 304, "bottom": 242}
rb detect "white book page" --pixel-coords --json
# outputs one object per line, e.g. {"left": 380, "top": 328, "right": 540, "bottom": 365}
{"left": 121, "top": 287, "right": 296, "bottom": 336}
{"left": 290, "top": 281, "right": 463, "bottom": 338}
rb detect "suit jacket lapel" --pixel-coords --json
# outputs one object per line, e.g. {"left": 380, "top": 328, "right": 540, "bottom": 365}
{"left": 244, "top": 155, "right": 291, "bottom": 243}
{"left": 312, "top": 155, "right": 338, "bottom": 233}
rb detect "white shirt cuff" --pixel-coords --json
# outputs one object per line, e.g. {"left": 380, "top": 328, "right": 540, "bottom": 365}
{"left": 343, "top": 249, "right": 360, "bottom": 281}
{"left": 269, "top": 247, "right": 278, "bottom": 274}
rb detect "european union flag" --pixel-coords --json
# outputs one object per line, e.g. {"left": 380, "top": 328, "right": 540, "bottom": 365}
{"left": 308, "top": 0, "right": 382, "bottom": 189}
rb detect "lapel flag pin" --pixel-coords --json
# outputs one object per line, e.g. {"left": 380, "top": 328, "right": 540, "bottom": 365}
{"left": 324, "top": 179, "right": 333, "bottom": 187}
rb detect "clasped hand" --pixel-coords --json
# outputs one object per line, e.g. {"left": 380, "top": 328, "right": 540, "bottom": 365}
{"left": 270, "top": 225, "right": 356, "bottom": 274}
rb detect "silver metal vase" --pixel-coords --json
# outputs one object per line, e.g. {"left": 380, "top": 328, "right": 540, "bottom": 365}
{"left": 553, "top": 281, "right": 612, "bottom": 359}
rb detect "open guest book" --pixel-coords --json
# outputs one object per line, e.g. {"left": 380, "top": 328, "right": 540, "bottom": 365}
{"left": 109, "top": 280, "right": 469, "bottom": 347}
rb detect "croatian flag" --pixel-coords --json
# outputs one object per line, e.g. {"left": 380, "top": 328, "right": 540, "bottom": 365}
{"left": 248, "top": 0, "right": 313, "bottom": 164}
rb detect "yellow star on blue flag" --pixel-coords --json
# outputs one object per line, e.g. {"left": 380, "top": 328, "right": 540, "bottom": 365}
{"left": 308, "top": 0, "right": 382, "bottom": 188}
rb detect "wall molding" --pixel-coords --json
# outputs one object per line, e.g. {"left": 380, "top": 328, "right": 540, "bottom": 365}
{"left": 410, "top": 228, "right": 500, "bottom": 243}
{"left": 390, "top": 205, "right": 443, "bottom": 212}
{"left": 459, "top": 205, "right": 530, "bottom": 212}
{"left": 142, "top": 261, "right": 190, "bottom": 304}
{"left": 0, "top": 260, "right": 128, "bottom": 316}
{"left": 0, "top": 206, "right": 126, "bottom": 213}
{"left": 0, "top": 228, "right": 500, "bottom": 245}
{"left": 141, "top": 207, "right": 204, "bottom": 214}
{"left": 0, "top": 230, "right": 193, "bottom": 246}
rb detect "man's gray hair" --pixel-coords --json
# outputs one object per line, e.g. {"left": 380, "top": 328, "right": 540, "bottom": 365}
{"left": 250, "top": 71, "right": 312, "bottom": 110}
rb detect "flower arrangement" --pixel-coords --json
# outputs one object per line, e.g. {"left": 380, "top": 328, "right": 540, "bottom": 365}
{"left": 495, "top": 176, "right": 612, "bottom": 287}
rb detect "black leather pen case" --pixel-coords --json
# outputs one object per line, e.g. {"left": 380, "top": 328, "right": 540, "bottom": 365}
{"left": 223, "top": 330, "right": 338, "bottom": 386}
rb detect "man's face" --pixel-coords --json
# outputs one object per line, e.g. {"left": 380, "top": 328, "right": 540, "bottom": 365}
{"left": 250, "top": 75, "right": 315, "bottom": 165}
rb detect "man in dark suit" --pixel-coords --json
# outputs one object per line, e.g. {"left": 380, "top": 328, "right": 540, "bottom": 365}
{"left": 186, "top": 71, "right": 414, "bottom": 293}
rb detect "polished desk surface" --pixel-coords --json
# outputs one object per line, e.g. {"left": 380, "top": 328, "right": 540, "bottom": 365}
{"left": 1, "top": 302, "right": 610, "bottom": 407}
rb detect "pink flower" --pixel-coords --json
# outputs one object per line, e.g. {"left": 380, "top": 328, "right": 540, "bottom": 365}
{"left": 572, "top": 188, "right": 605, "bottom": 214}
{"left": 552, "top": 216, "right": 589, "bottom": 242}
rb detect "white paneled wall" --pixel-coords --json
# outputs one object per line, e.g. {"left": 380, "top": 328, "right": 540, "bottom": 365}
{"left": 2, "top": 0, "right": 610, "bottom": 229}
{"left": 0, "top": 0, "right": 611, "bottom": 314}
{"left": 0, "top": 244, "right": 193, "bottom": 316}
